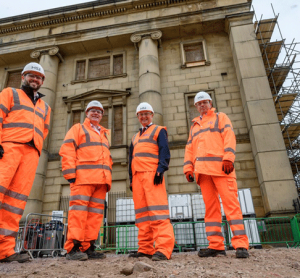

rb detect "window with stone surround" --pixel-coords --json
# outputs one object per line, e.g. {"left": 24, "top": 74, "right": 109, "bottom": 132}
{"left": 180, "top": 40, "right": 210, "bottom": 68}
{"left": 73, "top": 52, "right": 126, "bottom": 83}
{"left": 184, "top": 90, "right": 216, "bottom": 130}
{"left": 5, "top": 70, "right": 22, "bottom": 88}
{"left": 63, "top": 89, "right": 130, "bottom": 147}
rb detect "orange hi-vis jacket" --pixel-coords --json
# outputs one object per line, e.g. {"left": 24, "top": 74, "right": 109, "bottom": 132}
{"left": 184, "top": 108, "right": 236, "bottom": 178}
{"left": 59, "top": 118, "right": 113, "bottom": 190}
{"left": 131, "top": 125, "right": 166, "bottom": 175}
{"left": 0, "top": 87, "right": 51, "bottom": 155}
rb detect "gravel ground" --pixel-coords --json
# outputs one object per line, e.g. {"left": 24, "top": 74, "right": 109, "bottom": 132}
{"left": 0, "top": 248, "right": 300, "bottom": 278}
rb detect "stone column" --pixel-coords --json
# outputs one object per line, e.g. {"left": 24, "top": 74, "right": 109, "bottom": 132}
{"left": 131, "top": 30, "right": 163, "bottom": 126}
{"left": 226, "top": 15, "right": 298, "bottom": 216}
{"left": 23, "top": 46, "right": 61, "bottom": 216}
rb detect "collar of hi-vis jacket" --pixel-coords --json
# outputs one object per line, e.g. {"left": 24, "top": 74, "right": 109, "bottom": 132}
{"left": 192, "top": 107, "right": 216, "bottom": 125}
{"left": 83, "top": 118, "right": 109, "bottom": 135}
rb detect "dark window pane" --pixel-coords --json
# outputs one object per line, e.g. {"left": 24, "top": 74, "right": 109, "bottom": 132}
{"left": 88, "top": 57, "right": 110, "bottom": 78}
{"left": 113, "top": 55, "right": 123, "bottom": 75}
{"left": 101, "top": 112, "right": 108, "bottom": 129}
{"left": 75, "top": 61, "right": 86, "bottom": 80}
{"left": 184, "top": 43, "right": 205, "bottom": 62}
{"left": 6, "top": 71, "right": 21, "bottom": 88}
{"left": 113, "top": 106, "right": 123, "bottom": 145}
{"left": 188, "top": 96, "right": 199, "bottom": 123}
{"left": 72, "top": 111, "right": 81, "bottom": 125}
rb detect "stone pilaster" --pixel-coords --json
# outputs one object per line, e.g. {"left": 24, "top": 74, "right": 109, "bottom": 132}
{"left": 23, "top": 46, "right": 61, "bottom": 216}
{"left": 131, "top": 30, "right": 163, "bottom": 126}
{"left": 226, "top": 15, "right": 298, "bottom": 216}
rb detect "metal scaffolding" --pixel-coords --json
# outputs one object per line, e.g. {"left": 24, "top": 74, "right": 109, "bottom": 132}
{"left": 253, "top": 5, "right": 300, "bottom": 195}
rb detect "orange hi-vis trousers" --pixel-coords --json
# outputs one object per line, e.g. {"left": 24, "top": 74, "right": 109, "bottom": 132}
{"left": 64, "top": 184, "right": 106, "bottom": 253}
{"left": 197, "top": 174, "right": 249, "bottom": 250}
{"left": 132, "top": 171, "right": 175, "bottom": 259}
{"left": 0, "top": 142, "right": 39, "bottom": 260}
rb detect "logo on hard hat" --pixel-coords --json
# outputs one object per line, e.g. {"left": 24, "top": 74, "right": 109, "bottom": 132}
{"left": 31, "top": 66, "right": 41, "bottom": 71}
{"left": 140, "top": 107, "right": 147, "bottom": 110}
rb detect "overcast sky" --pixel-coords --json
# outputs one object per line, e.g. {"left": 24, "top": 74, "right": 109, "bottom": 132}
{"left": 0, "top": 0, "right": 299, "bottom": 56}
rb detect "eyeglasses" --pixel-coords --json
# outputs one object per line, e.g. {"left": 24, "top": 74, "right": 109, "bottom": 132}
{"left": 26, "top": 73, "right": 43, "bottom": 81}
{"left": 195, "top": 101, "right": 210, "bottom": 106}
{"left": 88, "top": 109, "right": 103, "bottom": 114}
{"left": 138, "top": 112, "right": 153, "bottom": 117}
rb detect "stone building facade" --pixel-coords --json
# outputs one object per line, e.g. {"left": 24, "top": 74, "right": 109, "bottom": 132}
{"left": 0, "top": 0, "right": 298, "bottom": 219}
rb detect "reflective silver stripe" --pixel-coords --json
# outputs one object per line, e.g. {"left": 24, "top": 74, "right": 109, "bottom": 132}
{"left": 0, "top": 104, "right": 9, "bottom": 115}
{"left": 228, "top": 219, "right": 244, "bottom": 225}
{"left": 205, "top": 222, "right": 222, "bottom": 227}
{"left": 135, "top": 216, "right": 151, "bottom": 224}
{"left": 221, "top": 124, "right": 232, "bottom": 133}
{"left": 12, "top": 88, "right": 20, "bottom": 105}
{"left": 0, "top": 117, "right": 3, "bottom": 123}
{"left": 5, "top": 189, "right": 28, "bottom": 202}
{"left": 44, "top": 103, "right": 49, "bottom": 121}
{"left": 186, "top": 140, "right": 192, "bottom": 145}
{"left": 150, "top": 214, "right": 169, "bottom": 221}
{"left": 135, "top": 205, "right": 169, "bottom": 214}
{"left": 184, "top": 161, "right": 193, "bottom": 166}
{"left": 224, "top": 148, "right": 235, "bottom": 154}
{"left": 206, "top": 231, "right": 224, "bottom": 237}
{"left": 232, "top": 230, "right": 247, "bottom": 236}
{"left": 35, "top": 127, "right": 43, "bottom": 138}
{"left": 62, "top": 168, "right": 76, "bottom": 175}
{"left": 196, "top": 157, "right": 223, "bottom": 162}
{"left": 11, "top": 105, "right": 34, "bottom": 113}
{"left": 134, "top": 153, "right": 158, "bottom": 159}
{"left": 3, "top": 123, "right": 33, "bottom": 129}
{"left": 78, "top": 142, "right": 109, "bottom": 149}
{"left": 90, "top": 197, "right": 105, "bottom": 204}
{"left": 0, "top": 184, "right": 6, "bottom": 194}
{"left": 63, "top": 139, "right": 78, "bottom": 149}
{"left": 2, "top": 203, "right": 24, "bottom": 215}
{"left": 81, "top": 124, "right": 90, "bottom": 143}
{"left": 138, "top": 126, "right": 159, "bottom": 145}
{"left": 35, "top": 110, "right": 44, "bottom": 119}
{"left": 69, "top": 205, "right": 88, "bottom": 211}
{"left": 44, "top": 124, "right": 49, "bottom": 130}
{"left": 76, "top": 165, "right": 112, "bottom": 173}
{"left": 88, "top": 207, "right": 104, "bottom": 214}
{"left": 0, "top": 228, "right": 18, "bottom": 237}
{"left": 70, "top": 195, "right": 90, "bottom": 202}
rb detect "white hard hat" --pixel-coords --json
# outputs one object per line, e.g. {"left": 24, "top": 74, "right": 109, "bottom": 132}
{"left": 194, "top": 91, "right": 212, "bottom": 105}
{"left": 22, "top": 62, "right": 45, "bottom": 79}
{"left": 86, "top": 100, "right": 104, "bottom": 112}
{"left": 136, "top": 102, "right": 154, "bottom": 115}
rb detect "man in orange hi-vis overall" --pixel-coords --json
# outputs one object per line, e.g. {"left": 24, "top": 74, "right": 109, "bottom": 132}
{"left": 128, "top": 102, "right": 174, "bottom": 261}
{"left": 59, "top": 100, "right": 112, "bottom": 261}
{"left": 184, "top": 91, "right": 249, "bottom": 259}
{"left": 0, "top": 63, "right": 51, "bottom": 263}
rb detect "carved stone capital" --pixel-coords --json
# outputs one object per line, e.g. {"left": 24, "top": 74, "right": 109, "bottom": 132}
{"left": 130, "top": 30, "right": 162, "bottom": 50}
{"left": 30, "top": 46, "right": 64, "bottom": 62}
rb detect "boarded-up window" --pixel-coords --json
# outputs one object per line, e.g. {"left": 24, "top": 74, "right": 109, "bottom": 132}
{"left": 88, "top": 57, "right": 110, "bottom": 79}
{"left": 188, "top": 96, "right": 199, "bottom": 123}
{"left": 113, "top": 55, "right": 123, "bottom": 75}
{"left": 75, "top": 61, "right": 86, "bottom": 80}
{"left": 101, "top": 113, "right": 108, "bottom": 129}
{"left": 184, "top": 43, "right": 205, "bottom": 63}
{"left": 113, "top": 106, "right": 123, "bottom": 145}
{"left": 6, "top": 71, "right": 21, "bottom": 88}
{"left": 72, "top": 111, "right": 81, "bottom": 125}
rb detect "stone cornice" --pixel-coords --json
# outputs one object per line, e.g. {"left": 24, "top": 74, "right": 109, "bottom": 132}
{"left": 0, "top": 0, "right": 195, "bottom": 35}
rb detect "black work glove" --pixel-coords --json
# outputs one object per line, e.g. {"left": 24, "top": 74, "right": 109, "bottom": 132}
{"left": 154, "top": 172, "right": 163, "bottom": 186}
{"left": 67, "top": 178, "right": 76, "bottom": 184}
{"left": 0, "top": 145, "right": 4, "bottom": 159}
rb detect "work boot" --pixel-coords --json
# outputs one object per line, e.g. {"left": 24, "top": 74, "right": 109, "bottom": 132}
{"left": 236, "top": 248, "right": 249, "bottom": 258}
{"left": 198, "top": 248, "right": 226, "bottom": 257}
{"left": 152, "top": 251, "right": 168, "bottom": 261}
{"left": 66, "top": 240, "right": 88, "bottom": 261}
{"left": 84, "top": 243, "right": 106, "bottom": 259}
{"left": 128, "top": 252, "right": 152, "bottom": 259}
{"left": 0, "top": 253, "right": 30, "bottom": 263}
